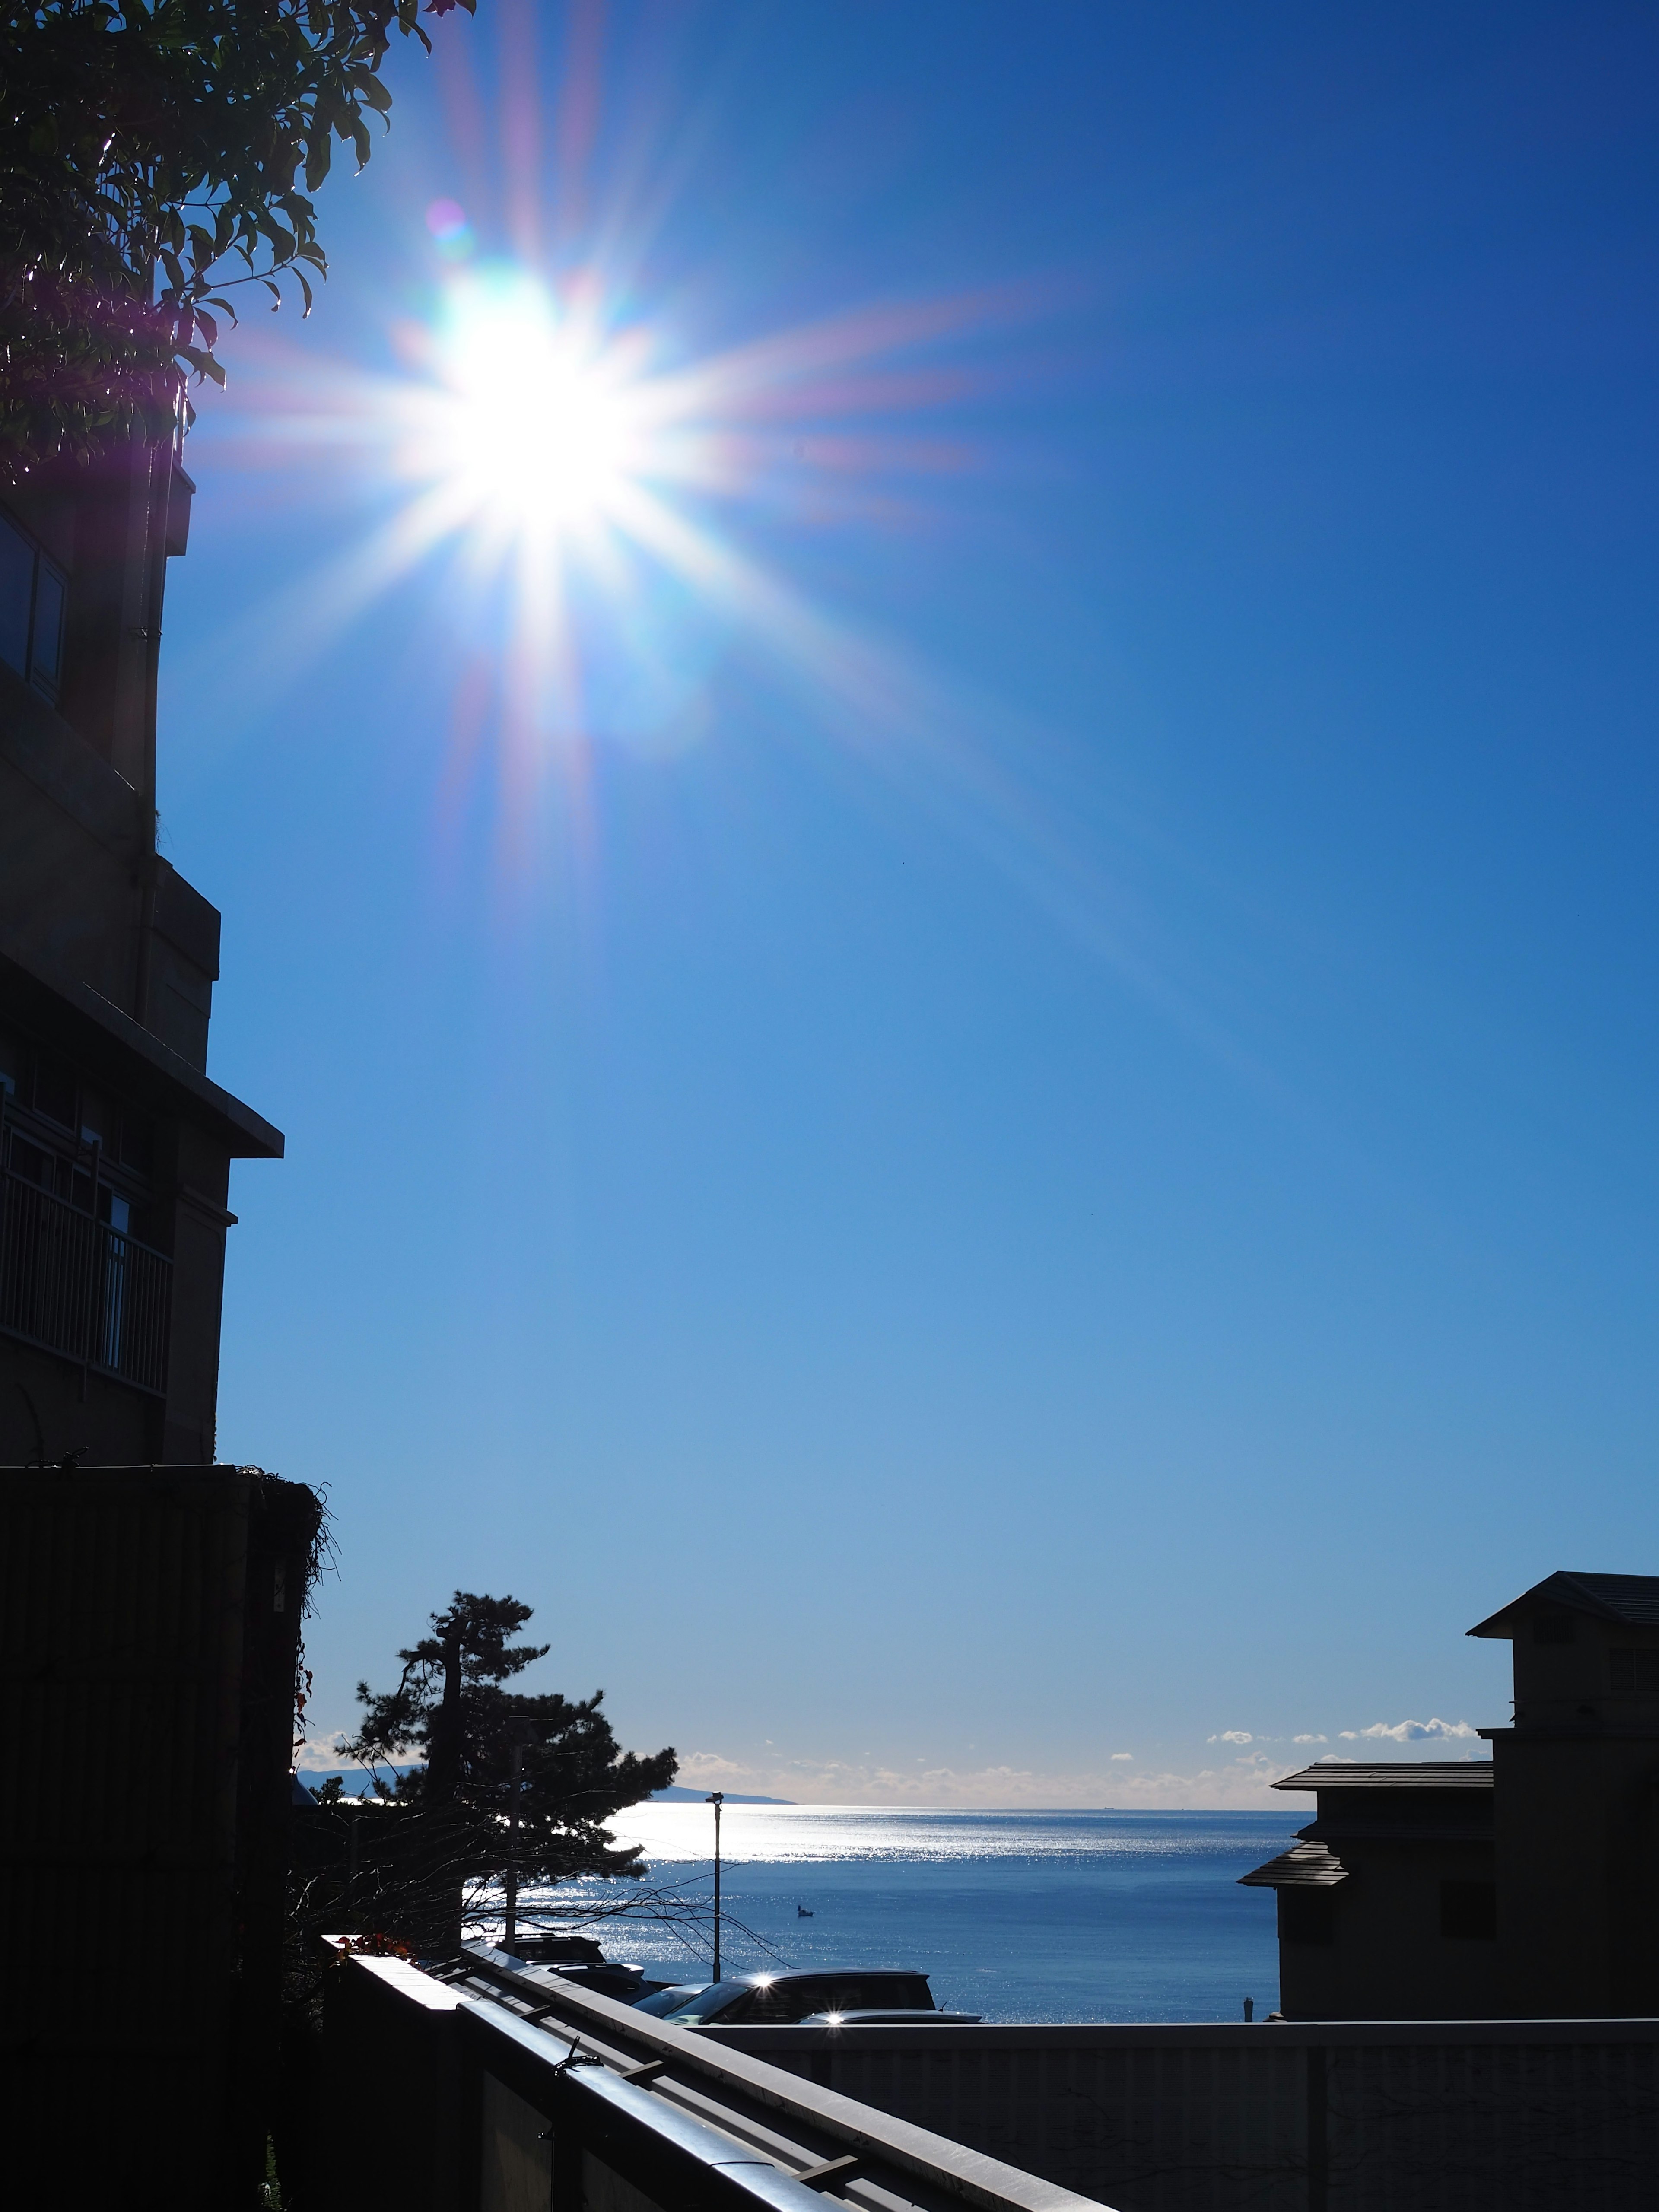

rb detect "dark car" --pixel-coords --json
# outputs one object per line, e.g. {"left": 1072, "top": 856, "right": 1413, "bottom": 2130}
{"left": 648, "top": 1971, "right": 937, "bottom": 2025}
{"left": 632, "top": 1983, "right": 711, "bottom": 2017}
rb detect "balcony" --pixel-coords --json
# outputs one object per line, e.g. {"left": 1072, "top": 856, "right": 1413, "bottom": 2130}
{"left": 0, "top": 1169, "right": 170, "bottom": 1394}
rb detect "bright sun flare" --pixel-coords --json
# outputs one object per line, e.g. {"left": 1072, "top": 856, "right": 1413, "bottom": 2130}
{"left": 410, "top": 270, "right": 653, "bottom": 535}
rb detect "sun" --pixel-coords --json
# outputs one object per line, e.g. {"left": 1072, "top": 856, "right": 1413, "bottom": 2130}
{"left": 402, "top": 267, "right": 654, "bottom": 538}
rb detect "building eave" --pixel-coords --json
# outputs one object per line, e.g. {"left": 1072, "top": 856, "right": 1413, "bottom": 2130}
{"left": 0, "top": 939, "right": 282, "bottom": 1158}
{"left": 1239, "top": 1840, "right": 1349, "bottom": 1889}
{"left": 1467, "top": 1570, "right": 1659, "bottom": 1638}
{"left": 1271, "top": 1762, "right": 1493, "bottom": 1792}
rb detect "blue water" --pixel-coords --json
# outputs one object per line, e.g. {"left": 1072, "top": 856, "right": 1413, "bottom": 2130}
{"left": 519, "top": 1804, "right": 1300, "bottom": 2024}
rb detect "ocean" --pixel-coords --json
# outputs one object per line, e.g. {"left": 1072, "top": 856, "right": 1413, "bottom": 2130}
{"left": 526, "top": 1803, "right": 1303, "bottom": 2024}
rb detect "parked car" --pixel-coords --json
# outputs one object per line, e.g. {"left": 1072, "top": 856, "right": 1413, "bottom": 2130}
{"left": 542, "top": 1960, "right": 647, "bottom": 1999}
{"left": 644, "top": 1971, "right": 940, "bottom": 2025}
{"left": 632, "top": 1983, "right": 711, "bottom": 2017}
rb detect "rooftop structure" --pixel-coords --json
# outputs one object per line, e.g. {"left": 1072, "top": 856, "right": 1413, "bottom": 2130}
{"left": 1243, "top": 1571, "right": 1659, "bottom": 2018}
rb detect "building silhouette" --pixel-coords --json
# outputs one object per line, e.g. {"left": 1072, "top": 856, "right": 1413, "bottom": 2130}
{"left": 1243, "top": 1570, "right": 1659, "bottom": 2018}
{"left": 1, "top": 443, "right": 317, "bottom": 2205}
{"left": 0, "top": 440, "right": 280, "bottom": 1463}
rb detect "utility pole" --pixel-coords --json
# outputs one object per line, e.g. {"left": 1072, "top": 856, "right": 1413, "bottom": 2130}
{"left": 504, "top": 1718, "right": 533, "bottom": 1956}
{"left": 706, "top": 1792, "right": 724, "bottom": 1980}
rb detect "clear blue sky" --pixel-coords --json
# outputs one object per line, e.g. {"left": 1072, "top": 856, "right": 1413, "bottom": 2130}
{"left": 163, "top": 1, "right": 1659, "bottom": 1803}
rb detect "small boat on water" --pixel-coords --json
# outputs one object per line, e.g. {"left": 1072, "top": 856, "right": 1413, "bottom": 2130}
{"left": 797, "top": 1905, "right": 814, "bottom": 1917}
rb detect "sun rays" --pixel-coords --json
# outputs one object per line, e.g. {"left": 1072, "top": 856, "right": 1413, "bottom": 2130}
{"left": 174, "top": 4, "right": 1233, "bottom": 1062}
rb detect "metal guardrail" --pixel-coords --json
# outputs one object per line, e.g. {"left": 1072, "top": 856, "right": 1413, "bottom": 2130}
{"left": 0, "top": 1169, "right": 170, "bottom": 1392}
{"left": 321, "top": 1948, "right": 1112, "bottom": 2212}
{"left": 467, "top": 1995, "right": 849, "bottom": 2212}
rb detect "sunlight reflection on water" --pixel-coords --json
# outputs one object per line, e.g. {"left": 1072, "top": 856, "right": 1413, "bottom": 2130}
{"left": 504, "top": 1806, "right": 1297, "bottom": 2022}
{"left": 604, "top": 1802, "right": 1284, "bottom": 1865}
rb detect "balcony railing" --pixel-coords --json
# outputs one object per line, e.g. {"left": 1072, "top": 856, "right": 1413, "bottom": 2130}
{"left": 0, "top": 1170, "right": 171, "bottom": 1394}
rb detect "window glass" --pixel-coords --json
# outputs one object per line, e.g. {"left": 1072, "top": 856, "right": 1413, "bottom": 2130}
{"left": 633, "top": 1985, "right": 708, "bottom": 2018}
{"left": 748, "top": 1978, "right": 826, "bottom": 2023}
{"left": 843, "top": 1976, "right": 931, "bottom": 2011}
{"left": 31, "top": 563, "right": 65, "bottom": 693}
{"left": 0, "top": 514, "right": 32, "bottom": 675}
{"left": 661, "top": 1980, "right": 752, "bottom": 2023}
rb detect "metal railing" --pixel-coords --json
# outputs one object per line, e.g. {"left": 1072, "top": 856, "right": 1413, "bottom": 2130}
{"left": 321, "top": 1949, "right": 1109, "bottom": 2212}
{"left": 0, "top": 1170, "right": 171, "bottom": 1394}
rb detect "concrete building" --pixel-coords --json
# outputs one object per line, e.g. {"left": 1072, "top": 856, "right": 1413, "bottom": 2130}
{"left": 0, "top": 439, "right": 280, "bottom": 1465}
{"left": 1243, "top": 1569, "right": 1659, "bottom": 2019}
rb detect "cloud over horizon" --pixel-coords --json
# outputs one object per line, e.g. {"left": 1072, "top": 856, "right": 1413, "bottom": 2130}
{"left": 1339, "top": 1718, "right": 1480, "bottom": 1743}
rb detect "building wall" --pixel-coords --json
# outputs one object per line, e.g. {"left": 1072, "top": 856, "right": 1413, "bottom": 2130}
{"left": 0, "top": 452, "right": 273, "bottom": 1467}
{"left": 1279, "top": 1838, "right": 1499, "bottom": 2020}
{"left": 1490, "top": 1730, "right": 1659, "bottom": 2017}
{"left": 0, "top": 1465, "right": 322, "bottom": 2211}
{"left": 0, "top": 661, "right": 145, "bottom": 1004}
{"left": 712, "top": 2018, "right": 1659, "bottom": 2212}
{"left": 1477, "top": 1608, "right": 1659, "bottom": 2017}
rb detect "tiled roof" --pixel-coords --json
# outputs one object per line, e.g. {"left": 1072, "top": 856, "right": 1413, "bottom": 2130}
{"left": 1238, "top": 1840, "right": 1348, "bottom": 1889}
{"left": 1272, "top": 1762, "right": 1493, "bottom": 1792}
{"left": 1467, "top": 1571, "right": 1659, "bottom": 1637}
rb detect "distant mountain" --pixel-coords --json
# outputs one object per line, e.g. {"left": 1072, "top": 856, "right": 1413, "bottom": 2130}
{"left": 650, "top": 1786, "right": 794, "bottom": 1804}
{"left": 294, "top": 1763, "right": 415, "bottom": 1798}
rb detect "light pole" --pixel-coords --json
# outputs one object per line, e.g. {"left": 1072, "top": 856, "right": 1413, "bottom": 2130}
{"left": 504, "top": 1718, "right": 534, "bottom": 1956}
{"left": 706, "top": 1792, "right": 724, "bottom": 1980}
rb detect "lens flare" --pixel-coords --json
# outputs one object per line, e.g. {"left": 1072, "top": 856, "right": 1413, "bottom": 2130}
{"left": 185, "top": 12, "right": 1193, "bottom": 1041}
{"left": 425, "top": 197, "right": 476, "bottom": 262}
{"left": 402, "top": 269, "right": 652, "bottom": 536}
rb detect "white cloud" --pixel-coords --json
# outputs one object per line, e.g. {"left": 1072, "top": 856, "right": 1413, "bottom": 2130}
{"left": 614, "top": 1746, "right": 1294, "bottom": 1809}
{"left": 1292, "top": 1733, "right": 1328, "bottom": 1744}
{"left": 1208, "top": 1729, "right": 1254, "bottom": 1744}
{"left": 676, "top": 1749, "right": 759, "bottom": 1782}
{"left": 1103, "top": 1753, "right": 1284, "bottom": 1809}
{"left": 1338, "top": 1718, "right": 1479, "bottom": 1743}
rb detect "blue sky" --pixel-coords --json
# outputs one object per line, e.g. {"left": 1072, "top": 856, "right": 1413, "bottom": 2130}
{"left": 162, "top": 1, "right": 1659, "bottom": 1803}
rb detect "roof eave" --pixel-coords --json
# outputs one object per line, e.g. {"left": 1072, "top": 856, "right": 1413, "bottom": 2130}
{"left": 1466, "top": 1571, "right": 1621, "bottom": 1639}
{"left": 0, "top": 941, "right": 283, "bottom": 1159}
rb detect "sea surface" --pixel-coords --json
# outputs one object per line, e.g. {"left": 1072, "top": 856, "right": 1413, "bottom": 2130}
{"left": 518, "top": 1804, "right": 1303, "bottom": 2024}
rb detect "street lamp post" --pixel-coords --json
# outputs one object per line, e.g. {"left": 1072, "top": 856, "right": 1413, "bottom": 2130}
{"left": 706, "top": 1792, "right": 724, "bottom": 1980}
{"left": 504, "top": 1718, "right": 534, "bottom": 1956}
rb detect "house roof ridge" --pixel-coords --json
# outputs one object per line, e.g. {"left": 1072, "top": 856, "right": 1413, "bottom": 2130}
{"left": 1467, "top": 1570, "right": 1659, "bottom": 1638}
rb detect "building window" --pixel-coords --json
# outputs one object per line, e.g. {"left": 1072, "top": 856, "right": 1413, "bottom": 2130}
{"left": 1, "top": 1064, "right": 171, "bottom": 1394}
{"left": 1609, "top": 1648, "right": 1659, "bottom": 1692}
{"left": 1279, "top": 1887, "right": 1337, "bottom": 1946}
{"left": 1440, "top": 1880, "right": 1497, "bottom": 1939}
{"left": 0, "top": 508, "right": 68, "bottom": 706}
